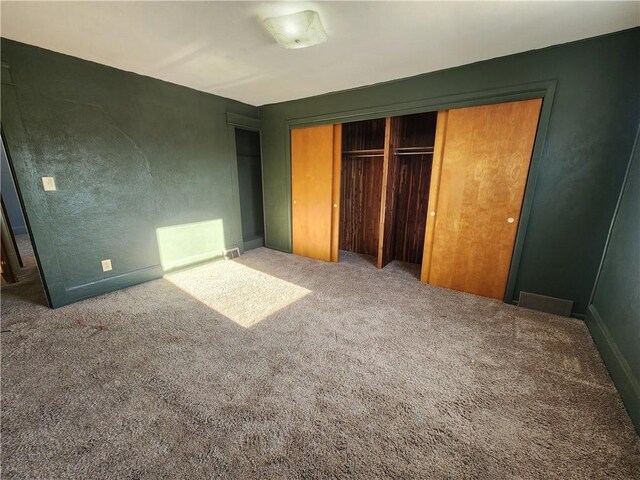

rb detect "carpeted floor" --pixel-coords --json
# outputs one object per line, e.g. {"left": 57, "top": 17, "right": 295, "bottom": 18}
{"left": 1, "top": 248, "right": 639, "bottom": 479}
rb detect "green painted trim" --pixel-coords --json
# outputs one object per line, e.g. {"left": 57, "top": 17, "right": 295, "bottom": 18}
{"left": 504, "top": 82, "right": 557, "bottom": 305}
{"left": 226, "top": 125, "right": 245, "bottom": 253}
{"left": 64, "top": 265, "right": 162, "bottom": 292}
{"left": 56, "top": 266, "right": 163, "bottom": 308}
{"left": 159, "top": 255, "right": 225, "bottom": 275}
{"left": 285, "top": 81, "right": 553, "bottom": 126}
{"left": 586, "top": 305, "right": 640, "bottom": 432}
{"left": 281, "top": 80, "right": 557, "bottom": 306}
{"left": 588, "top": 124, "right": 640, "bottom": 305}
{"left": 227, "top": 112, "right": 261, "bottom": 130}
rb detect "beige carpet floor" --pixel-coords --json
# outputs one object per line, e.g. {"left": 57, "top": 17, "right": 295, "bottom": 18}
{"left": 1, "top": 247, "right": 639, "bottom": 479}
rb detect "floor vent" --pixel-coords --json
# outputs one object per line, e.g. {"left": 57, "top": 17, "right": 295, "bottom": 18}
{"left": 518, "top": 292, "right": 573, "bottom": 317}
{"left": 223, "top": 247, "right": 240, "bottom": 260}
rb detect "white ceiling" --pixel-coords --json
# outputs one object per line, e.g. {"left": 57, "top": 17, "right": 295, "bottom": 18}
{"left": 1, "top": 1, "right": 638, "bottom": 106}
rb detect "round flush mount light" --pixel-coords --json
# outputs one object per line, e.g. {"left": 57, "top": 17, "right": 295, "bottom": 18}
{"left": 263, "top": 10, "right": 328, "bottom": 49}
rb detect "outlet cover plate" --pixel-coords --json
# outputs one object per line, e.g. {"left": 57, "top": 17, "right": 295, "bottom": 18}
{"left": 101, "top": 259, "right": 112, "bottom": 272}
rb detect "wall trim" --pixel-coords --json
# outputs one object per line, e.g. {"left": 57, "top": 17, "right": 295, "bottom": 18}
{"left": 58, "top": 265, "right": 164, "bottom": 307}
{"left": 227, "top": 112, "right": 261, "bottom": 130}
{"left": 285, "top": 80, "right": 555, "bottom": 126}
{"left": 227, "top": 123, "right": 245, "bottom": 253}
{"left": 65, "top": 265, "right": 161, "bottom": 291}
{"left": 281, "top": 80, "right": 558, "bottom": 306}
{"left": 586, "top": 304, "right": 640, "bottom": 430}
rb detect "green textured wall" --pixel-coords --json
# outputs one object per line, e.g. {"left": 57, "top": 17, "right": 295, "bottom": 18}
{"left": 586, "top": 127, "right": 640, "bottom": 431}
{"left": 259, "top": 28, "right": 640, "bottom": 316}
{"left": 1, "top": 39, "right": 258, "bottom": 307}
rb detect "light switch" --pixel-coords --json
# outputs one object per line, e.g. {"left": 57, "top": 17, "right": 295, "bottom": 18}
{"left": 41, "top": 176, "right": 57, "bottom": 191}
{"left": 101, "top": 259, "right": 112, "bottom": 272}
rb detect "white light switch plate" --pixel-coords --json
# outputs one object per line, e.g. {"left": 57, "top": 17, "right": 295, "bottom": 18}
{"left": 41, "top": 176, "right": 56, "bottom": 191}
{"left": 101, "top": 259, "right": 112, "bottom": 272}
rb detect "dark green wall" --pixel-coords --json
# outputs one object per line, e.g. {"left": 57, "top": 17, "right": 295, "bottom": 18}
{"left": 1, "top": 39, "right": 258, "bottom": 307}
{"left": 259, "top": 28, "right": 640, "bottom": 316}
{"left": 235, "top": 128, "right": 264, "bottom": 250}
{"left": 586, "top": 127, "right": 640, "bottom": 431}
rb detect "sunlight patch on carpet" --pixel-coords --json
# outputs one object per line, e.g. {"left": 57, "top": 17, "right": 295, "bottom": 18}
{"left": 164, "top": 260, "right": 310, "bottom": 327}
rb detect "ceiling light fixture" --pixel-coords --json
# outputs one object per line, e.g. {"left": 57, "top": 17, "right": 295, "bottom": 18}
{"left": 263, "top": 10, "right": 328, "bottom": 49}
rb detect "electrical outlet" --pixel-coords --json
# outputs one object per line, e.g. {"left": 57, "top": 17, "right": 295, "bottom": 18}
{"left": 101, "top": 259, "right": 112, "bottom": 272}
{"left": 41, "top": 176, "right": 57, "bottom": 191}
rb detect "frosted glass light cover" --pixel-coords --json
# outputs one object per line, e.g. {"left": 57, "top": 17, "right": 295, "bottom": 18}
{"left": 264, "top": 10, "right": 328, "bottom": 49}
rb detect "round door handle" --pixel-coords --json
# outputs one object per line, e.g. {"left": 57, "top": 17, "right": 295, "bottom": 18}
{"left": 430, "top": 211, "right": 436, "bottom": 217}
{"left": 507, "top": 217, "right": 515, "bottom": 224}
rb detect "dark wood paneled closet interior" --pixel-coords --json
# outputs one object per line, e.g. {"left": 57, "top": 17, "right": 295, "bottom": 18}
{"left": 339, "top": 112, "right": 437, "bottom": 266}
{"left": 391, "top": 113, "right": 437, "bottom": 264}
{"left": 339, "top": 118, "right": 385, "bottom": 258}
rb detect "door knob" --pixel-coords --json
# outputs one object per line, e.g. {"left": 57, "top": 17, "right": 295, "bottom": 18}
{"left": 507, "top": 217, "right": 515, "bottom": 224}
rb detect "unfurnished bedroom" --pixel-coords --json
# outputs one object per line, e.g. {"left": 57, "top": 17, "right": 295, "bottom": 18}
{"left": 1, "top": 1, "right": 639, "bottom": 478}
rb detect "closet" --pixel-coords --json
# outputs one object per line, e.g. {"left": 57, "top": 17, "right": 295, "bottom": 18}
{"left": 291, "top": 98, "right": 542, "bottom": 300}
{"left": 338, "top": 113, "right": 437, "bottom": 268}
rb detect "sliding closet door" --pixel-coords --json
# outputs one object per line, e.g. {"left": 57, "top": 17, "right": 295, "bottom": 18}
{"left": 421, "top": 99, "right": 542, "bottom": 299}
{"left": 291, "top": 124, "right": 341, "bottom": 262}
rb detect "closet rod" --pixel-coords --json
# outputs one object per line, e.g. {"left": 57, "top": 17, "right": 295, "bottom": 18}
{"left": 343, "top": 149, "right": 384, "bottom": 154}
{"left": 395, "top": 146, "right": 434, "bottom": 151}
{"left": 343, "top": 154, "right": 385, "bottom": 158}
{"left": 395, "top": 151, "right": 434, "bottom": 156}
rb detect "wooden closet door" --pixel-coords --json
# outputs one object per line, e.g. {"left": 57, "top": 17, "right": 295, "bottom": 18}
{"left": 421, "top": 99, "right": 542, "bottom": 299}
{"left": 291, "top": 124, "right": 341, "bottom": 262}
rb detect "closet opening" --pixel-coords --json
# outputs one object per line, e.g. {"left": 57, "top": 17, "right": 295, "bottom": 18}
{"left": 338, "top": 118, "right": 386, "bottom": 264}
{"left": 338, "top": 112, "right": 438, "bottom": 270}
{"left": 387, "top": 112, "right": 438, "bottom": 265}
